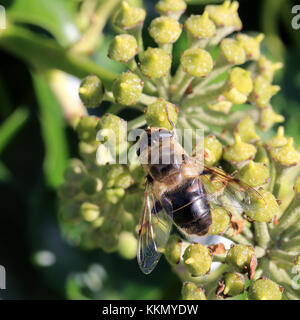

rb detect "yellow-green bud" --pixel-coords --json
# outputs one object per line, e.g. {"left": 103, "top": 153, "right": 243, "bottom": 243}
{"left": 114, "top": 1, "right": 146, "bottom": 30}
{"left": 112, "top": 71, "right": 143, "bottom": 105}
{"left": 118, "top": 231, "right": 137, "bottom": 260}
{"left": 149, "top": 17, "right": 182, "bottom": 44}
{"left": 184, "top": 12, "right": 216, "bottom": 39}
{"left": 265, "top": 126, "right": 288, "bottom": 149}
{"left": 76, "top": 116, "right": 99, "bottom": 143}
{"left": 260, "top": 106, "right": 284, "bottom": 132}
{"left": 108, "top": 35, "right": 138, "bottom": 63}
{"left": 155, "top": 0, "right": 187, "bottom": 18}
{"left": 237, "top": 161, "right": 269, "bottom": 188}
{"left": 79, "top": 75, "right": 104, "bottom": 109}
{"left": 252, "top": 76, "right": 280, "bottom": 108}
{"left": 269, "top": 137, "right": 300, "bottom": 167}
{"left": 80, "top": 176, "right": 103, "bottom": 195}
{"left": 225, "top": 244, "right": 255, "bottom": 272}
{"left": 80, "top": 202, "right": 100, "bottom": 222}
{"left": 208, "top": 207, "right": 231, "bottom": 235}
{"left": 258, "top": 56, "right": 283, "bottom": 82}
{"left": 220, "top": 38, "right": 246, "bottom": 65}
{"left": 223, "top": 272, "right": 245, "bottom": 296}
{"left": 182, "top": 282, "right": 207, "bottom": 300}
{"left": 97, "top": 113, "right": 127, "bottom": 145}
{"left": 145, "top": 98, "right": 178, "bottom": 130}
{"left": 248, "top": 278, "right": 283, "bottom": 300}
{"left": 63, "top": 159, "right": 87, "bottom": 184}
{"left": 105, "top": 188, "right": 125, "bottom": 204}
{"left": 208, "top": 101, "right": 232, "bottom": 114}
{"left": 244, "top": 188, "right": 279, "bottom": 222}
{"left": 79, "top": 141, "right": 99, "bottom": 161}
{"left": 140, "top": 47, "right": 172, "bottom": 79}
{"left": 205, "top": 1, "right": 242, "bottom": 29}
{"left": 204, "top": 134, "right": 223, "bottom": 166}
{"left": 235, "top": 116, "right": 260, "bottom": 143}
{"left": 223, "top": 133, "right": 257, "bottom": 163}
{"left": 223, "top": 67, "right": 253, "bottom": 105}
{"left": 236, "top": 33, "right": 264, "bottom": 61}
{"left": 183, "top": 244, "right": 212, "bottom": 277}
{"left": 181, "top": 48, "right": 213, "bottom": 78}
{"left": 164, "top": 234, "right": 183, "bottom": 265}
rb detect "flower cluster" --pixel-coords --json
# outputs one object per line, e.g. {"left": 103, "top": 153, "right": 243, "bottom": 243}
{"left": 58, "top": 0, "right": 300, "bottom": 300}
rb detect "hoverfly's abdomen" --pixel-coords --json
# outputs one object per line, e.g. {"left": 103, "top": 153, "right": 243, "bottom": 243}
{"left": 163, "top": 178, "right": 212, "bottom": 236}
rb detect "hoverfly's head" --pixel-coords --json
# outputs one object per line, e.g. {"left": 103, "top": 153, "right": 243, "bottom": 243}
{"left": 137, "top": 128, "right": 181, "bottom": 181}
{"left": 136, "top": 128, "right": 174, "bottom": 158}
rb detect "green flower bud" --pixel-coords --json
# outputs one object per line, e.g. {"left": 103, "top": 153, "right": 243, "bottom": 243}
{"left": 258, "top": 56, "right": 283, "bottom": 82}
{"left": 180, "top": 48, "right": 213, "bottom": 78}
{"left": 252, "top": 76, "right": 280, "bottom": 108}
{"left": 205, "top": 1, "right": 242, "bottom": 29}
{"left": 114, "top": 1, "right": 146, "bottom": 30}
{"left": 108, "top": 34, "right": 138, "bottom": 63}
{"left": 208, "top": 101, "right": 232, "bottom": 114}
{"left": 244, "top": 188, "right": 279, "bottom": 222}
{"left": 183, "top": 244, "right": 212, "bottom": 277}
{"left": 236, "top": 161, "right": 269, "bottom": 188}
{"left": 140, "top": 47, "right": 172, "bottom": 79}
{"left": 80, "top": 202, "right": 100, "bottom": 222}
{"left": 120, "top": 210, "right": 136, "bottom": 232}
{"left": 59, "top": 202, "right": 81, "bottom": 224}
{"left": 265, "top": 126, "right": 288, "bottom": 149}
{"left": 260, "top": 106, "right": 284, "bottom": 132}
{"left": 225, "top": 244, "right": 255, "bottom": 272}
{"left": 79, "top": 141, "right": 99, "bottom": 161}
{"left": 204, "top": 134, "right": 223, "bottom": 166}
{"left": 223, "top": 133, "right": 257, "bottom": 163}
{"left": 99, "top": 233, "right": 120, "bottom": 253}
{"left": 235, "top": 116, "right": 260, "bottom": 143}
{"left": 58, "top": 182, "right": 80, "bottom": 200}
{"left": 101, "top": 216, "right": 122, "bottom": 234}
{"left": 112, "top": 71, "right": 143, "bottom": 105}
{"left": 105, "top": 188, "right": 125, "bottom": 204}
{"left": 155, "top": 0, "right": 187, "bottom": 18}
{"left": 79, "top": 75, "right": 104, "bottom": 109}
{"left": 63, "top": 159, "right": 87, "bottom": 184}
{"left": 107, "top": 165, "right": 125, "bottom": 186}
{"left": 223, "top": 272, "right": 245, "bottom": 296}
{"left": 248, "top": 278, "right": 283, "bottom": 300}
{"left": 80, "top": 176, "right": 103, "bottom": 195}
{"left": 97, "top": 113, "right": 127, "bottom": 145}
{"left": 118, "top": 231, "right": 137, "bottom": 260}
{"left": 220, "top": 38, "right": 246, "bottom": 65}
{"left": 269, "top": 138, "right": 300, "bottom": 167}
{"left": 182, "top": 282, "right": 207, "bottom": 300}
{"left": 208, "top": 207, "right": 231, "bottom": 235}
{"left": 184, "top": 12, "right": 216, "bottom": 39}
{"left": 145, "top": 98, "right": 178, "bottom": 130}
{"left": 223, "top": 67, "right": 253, "bottom": 105}
{"left": 76, "top": 116, "right": 99, "bottom": 143}
{"left": 236, "top": 33, "right": 264, "bottom": 61}
{"left": 164, "top": 234, "right": 183, "bottom": 265}
{"left": 149, "top": 17, "right": 182, "bottom": 44}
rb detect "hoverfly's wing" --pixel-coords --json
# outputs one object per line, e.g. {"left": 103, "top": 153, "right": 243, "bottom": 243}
{"left": 200, "top": 166, "right": 265, "bottom": 215}
{"left": 137, "top": 186, "right": 173, "bottom": 274}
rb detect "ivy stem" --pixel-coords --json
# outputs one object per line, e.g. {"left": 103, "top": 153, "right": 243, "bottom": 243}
{"left": 254, "top": 222, "right": 271, "bottom": 249}
{"left": 281, "top": 237, "right": 300, "bottom": 252}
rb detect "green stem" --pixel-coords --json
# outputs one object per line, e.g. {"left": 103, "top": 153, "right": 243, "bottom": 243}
{"left": 127, "top": 115, "right": 146, "bottom": 131}
{"left": 268, "top": 249, "right": 296, "bottom": 265}
{"left": 139, "top": 93, "right": 158, "bottom": 105}
{"left": 281, "top": 237, "right": 300, "bottom": 252}
{"left": 172, "top": 74, "right": 194, "bottom": 103}
{"left": 254, "top": 222, "right": 271, "bottom": 249}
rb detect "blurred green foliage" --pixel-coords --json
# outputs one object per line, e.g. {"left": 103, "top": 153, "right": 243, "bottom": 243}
{"left": 0, "top": 0, "right": 299, "bottom": 299}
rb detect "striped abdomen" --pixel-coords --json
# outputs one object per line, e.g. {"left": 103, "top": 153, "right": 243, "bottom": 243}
{"left": 162, "top": 178, "right": 212, "bottom": 236}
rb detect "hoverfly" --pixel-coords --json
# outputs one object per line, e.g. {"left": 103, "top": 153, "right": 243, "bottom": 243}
{"left": 136, "top": 123, "right": 263, "bottom": 275}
